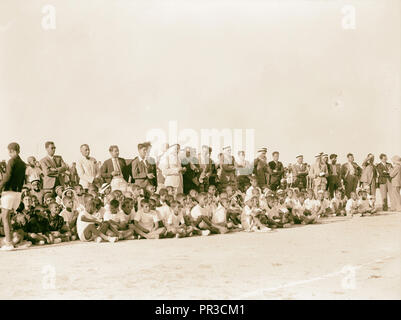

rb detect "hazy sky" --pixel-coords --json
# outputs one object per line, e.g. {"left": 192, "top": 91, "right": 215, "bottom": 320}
{"left": 0, "top": 0, "right": 400, "bottom": 165}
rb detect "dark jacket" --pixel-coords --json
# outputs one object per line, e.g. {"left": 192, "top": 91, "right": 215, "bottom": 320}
{"left": 100, "top": 157, "right": 130, "bottom": 183}
{"left": 376, "top": 162, "right": 392, "bottom": 184}
{"left": 0, "top": 155, "right": 26, "bottom": 192}
{"left": 268, "top": 161, "right": 284, "bottom": 185}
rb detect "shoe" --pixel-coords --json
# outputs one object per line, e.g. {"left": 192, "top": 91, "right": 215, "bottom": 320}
{"left": 95, "top": 236, "right": 102, "bottom": 243}
{"left": 107, "top": 236, "right": 118, "bottom": 243}
{"left": 127, "top": 235, "right": 136, "bottom": 240}
{"left": 201, "top": 230, "right": 210, "bottom": 236}
{"left": 38, "top": 240, "right": 45, "bottom": 245}
{"left": 16, "top": 241, "right": 32, "bottom": 249}
{"left": 1, "top": 243, "right": 15, "bottom": 251}
{"left": 71, "top": 235, "right": 77, "bottom": 241}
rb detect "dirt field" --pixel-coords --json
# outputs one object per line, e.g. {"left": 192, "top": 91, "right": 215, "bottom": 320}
{"left": 1, "top": 212, "right": 400, "bottom": 300}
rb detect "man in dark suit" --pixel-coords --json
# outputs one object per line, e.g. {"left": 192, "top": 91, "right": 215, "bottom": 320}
{"left": 268, "top": 151, "right": 284, "bottom": 191}
{"left": 100, "top": 145, "right": 129, "bottom": 183}
{"left": 341, "top": 153, "right": 362, "bottom": 198}
{"left": 376, "top": 153, "right": 393, "bottom": 211}
{"left": 253, "top": 148, "right": 270, "bottom": 189}
{"left": 327, "top": 153, "right": 342, "bottom": 197}
{"left": 0, "top": 142, "right": 26, "bottom": 251}
{"left": 130, "top": 142, "right": 157, "bottom": 189}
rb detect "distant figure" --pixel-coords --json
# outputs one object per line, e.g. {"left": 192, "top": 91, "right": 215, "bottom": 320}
{"left": 389, "top": 155, "right": 401, "bottom": 212}
{"left": 376, "top": 153, "right": 394, "bottom": 211}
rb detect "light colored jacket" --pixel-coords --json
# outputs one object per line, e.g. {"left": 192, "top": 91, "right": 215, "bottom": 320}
{"left": 390, "top": 164, "right": 401, "bottom": 187}
{"left": 360, "top": 160, "right": 377, "bottom": 184}
{"left": 76, "top": 156, "right": 98, "bottom": 189}
{"left": 40, "top": 155, "right": 68, "bottom": 189}
{"left": 159, "top": 151, "right": 183, "bottom": 193}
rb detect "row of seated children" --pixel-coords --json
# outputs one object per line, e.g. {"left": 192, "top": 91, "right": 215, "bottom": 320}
{"left": 0, "top": 177, "right": 377, "bottom": 248}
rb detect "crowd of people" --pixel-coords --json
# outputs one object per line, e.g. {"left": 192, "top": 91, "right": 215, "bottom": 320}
{"left": 0, "top": 141, "right": 400, "bottom": 251}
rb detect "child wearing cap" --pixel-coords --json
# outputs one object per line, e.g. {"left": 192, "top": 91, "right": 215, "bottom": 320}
{"left": 55, "top": 186, "right": 64, "bottom": 206}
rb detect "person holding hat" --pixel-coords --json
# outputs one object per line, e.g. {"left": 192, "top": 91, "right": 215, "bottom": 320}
{"left": 253, "top": 148, "right": 269, "bottom": 190}
{"left": 341, "top": 153, "right": 362, "bottom": 198}
{"left": 376, "top": 154, "right": 394, "bottom": 211}
{"left": 327, "top": 154, "right": 342, "bottom": 197}
{"left": 389, "top": 155, "right": 401, "bottom": 211}
{"left": 293, "top": 155, "right": 308, "bottom": 190}
{"left": 308, "top": 153, "right": 328, "bottom": 197}
{"left": 360, "top": 153, "right": 377, "bottom": 196}
{"left": 268, "top": 151, "right": 284, "bottom": 191}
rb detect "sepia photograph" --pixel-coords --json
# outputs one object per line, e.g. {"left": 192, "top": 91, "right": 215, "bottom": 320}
{"left": 0, "top": 0, "right": 400, "bottom": 305}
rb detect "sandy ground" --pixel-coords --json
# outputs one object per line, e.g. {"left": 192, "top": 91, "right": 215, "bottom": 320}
{"left": 1, "top": 212, "right": 400, "bottom": 300}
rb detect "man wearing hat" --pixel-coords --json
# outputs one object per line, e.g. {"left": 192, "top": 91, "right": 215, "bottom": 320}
{"left": 253, "top": 148, "right": 269, "bottom": 190}
{"left": 360, "top": 153, "right": 377, "bottom": 196}
{"left": 327, "top": 154, "right": 342, "bottom": 197}
{"left": 341, "top": 153, "right": 362, "bottom": 198}
{"left": 308, "top": 152, "right": 328, "bottom": 197}
{"left": 198, "top": 145, "right": 216, "bottom": 192}
{"left": 293, "top": 155, "right": 308, "bottom": 190}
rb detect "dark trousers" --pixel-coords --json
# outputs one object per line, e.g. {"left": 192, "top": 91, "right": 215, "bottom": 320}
{"left": 344, "top": 175, "right": 359, "bottom": 198}
{"left": 327, "top": 176, "right": 341, "bottom": 197}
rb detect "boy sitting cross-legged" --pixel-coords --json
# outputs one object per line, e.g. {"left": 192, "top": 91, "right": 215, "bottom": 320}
{"left": 77, "top": 198, "right": 119, "bottom": 243}
{"left": 191, "top": 193, "right": 228, "bottom": 235}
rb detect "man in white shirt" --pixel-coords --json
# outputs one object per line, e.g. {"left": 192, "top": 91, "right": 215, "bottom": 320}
{"left": 76, "top": 144, "right": 99, "bottom": 191}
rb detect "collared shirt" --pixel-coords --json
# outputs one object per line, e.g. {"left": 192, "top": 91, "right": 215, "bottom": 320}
{"left": 347, "top": 162, "right": 355, "bottom": 176}
{"left": 112, "top": 158, "right": 122, "bottom": 175}
{"left": 331, "top": 164, "right": 337, "bottom": 176}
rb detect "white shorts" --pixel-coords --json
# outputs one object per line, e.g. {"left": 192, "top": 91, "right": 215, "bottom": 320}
{"left": 1, "top": 191, "right": 22, "bottom": 211}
